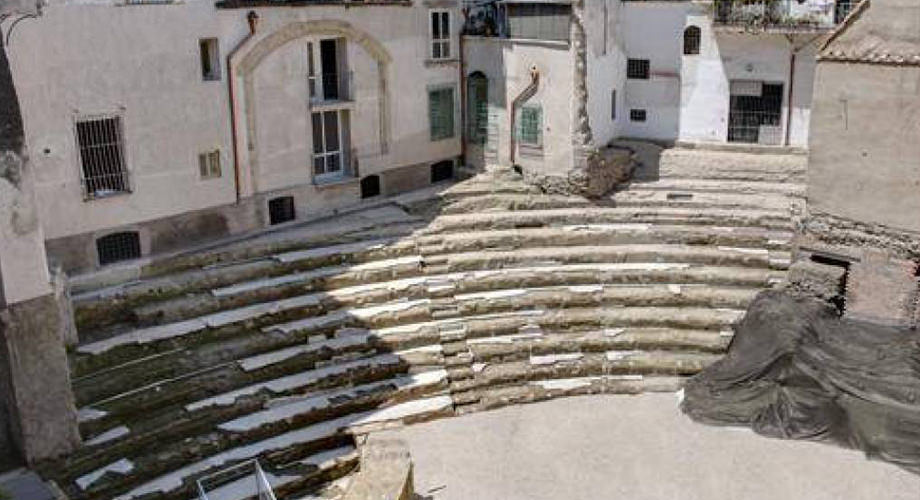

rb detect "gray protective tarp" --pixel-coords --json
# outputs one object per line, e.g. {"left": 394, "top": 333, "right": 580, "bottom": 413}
{"left": 681, "top": 290, "right": 920, "bottom": 474}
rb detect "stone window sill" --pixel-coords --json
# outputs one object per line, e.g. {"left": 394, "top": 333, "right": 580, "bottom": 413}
{"left": 425, "top": 58, "right": 460, "bottom": 67}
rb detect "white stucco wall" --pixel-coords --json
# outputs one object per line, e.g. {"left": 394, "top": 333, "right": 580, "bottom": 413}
{"left": 8, "top": 0, "right": 461, "bottom": 242}
{"left": 620, "top": 1, "right": 689, "bottom": 141}
{"left": 463, "top": 36, "right": 574, "bottom": 177}
{"left": 585, "top": 0, "right": 626, "bottom": 147}
{"left": 679, "top": 10, "right": 818, "bottom": 147}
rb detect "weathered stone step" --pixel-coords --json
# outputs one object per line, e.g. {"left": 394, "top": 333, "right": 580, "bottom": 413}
{"left": 650, "top": 148, "right": 807, "bottom": 183}
{"left": 72, "top": 262, "right": 779, "bottom": 378}
{"left": 124, "top": 244, "right": 784, "bottom": 329}
{"left": 68, "top": 207, "right": 423, "bottom": 295}
{"left": 68, "top": 369, "right": 447, "bottom": 492}
{"left": 83, "top": 394, "right": 454, "bottom": 500}
{"left": 620, "top": 178, "right": 805, "bottom": 197}
{"left": 465, "top": 327, "right": 733, "bottom": 361}
{"left": 461, "top": 375, "right": 684, "bottom": 414}
{"left": 72, "top": 238, "right": 419, "bottom": 336}
{"left": 459, "top": 350, "right": 716, "bottom": 393}
{"left": 423, "top": 206, "right": 795, "bottom": 233}
{"left": 440, "top": 245, "right": 791, "bottom": 272}
{"left": 76, "top": 301, "right": 742, "bottom": 445}
{"left": 418, "top": 225, "right": 794, "bottom": 255}
{"left": 609, "top": 189, "right": 800, "bottom": 212}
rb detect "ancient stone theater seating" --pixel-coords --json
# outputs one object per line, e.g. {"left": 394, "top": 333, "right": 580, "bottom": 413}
{"left": 53, "top": 148, "right": 806, "bottom": 500}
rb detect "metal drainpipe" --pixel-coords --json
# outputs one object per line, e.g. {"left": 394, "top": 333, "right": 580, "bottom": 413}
{"left": 459, "top": 19, "right": 467, "bottom": 166}
{"left": 227, "top": 11, "right": 259, "bottom": 204}
{"left": 509, "top": 66, "right": 540, "bottom": 165}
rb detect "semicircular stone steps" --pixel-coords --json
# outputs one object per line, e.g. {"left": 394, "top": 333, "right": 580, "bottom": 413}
{"left": 52, "top": 151, "right": 805, "bottom": 500}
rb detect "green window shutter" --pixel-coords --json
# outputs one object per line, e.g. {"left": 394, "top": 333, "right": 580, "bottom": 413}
{"left": 519, "top": 106, "right": 541, "bottom": 146}
{"left": 429, "top": 88, "right": 455, "bottom": 141}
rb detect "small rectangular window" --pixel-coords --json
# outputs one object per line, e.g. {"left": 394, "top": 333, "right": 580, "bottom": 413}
{"left": 429, "top": 87, "right": 456, "bottom": 141}
{"left": 430, "top": 11, "right": 451, "bottom": 60}
{"left": 611, "top": 90, "right": 617, "bottom": 121}
{"left": 519, "top": 105, "right": 542, "bottom": 146}
{"left": 76, "top": 115, "right": 130, "bottom": 200}
{"left": 630, "top": 109, "right": 647, "bottom": 122}
{"left": 431, "top": 160, "right": 454, "bottom": 183}
{"left": 268, "top": 196, "right": 296, "bottom": 225}
{"left": 198, "top": 150, "right": 221, "bottom": 179}
{"left": 97, "top": 232, "right": 141, "bottom": 266}
{"left": 199, "top": 38, "right": 220, "bottom": 81}
{"left": 627, "top": 59, "right": 650, "bottom": 80}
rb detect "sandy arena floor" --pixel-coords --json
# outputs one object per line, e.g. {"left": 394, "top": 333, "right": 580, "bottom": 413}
{"left": 378, "top": 393, "right": 920, "bottom": 500}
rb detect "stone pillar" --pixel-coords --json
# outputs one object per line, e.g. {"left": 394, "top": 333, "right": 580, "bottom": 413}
{"left": 0, "top": 18, "right": 81, "bottom": 466}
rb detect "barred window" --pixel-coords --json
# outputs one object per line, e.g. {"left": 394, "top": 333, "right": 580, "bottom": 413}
{"left": 76, "top": 116, "right": 130, "bottom": 200}
{"left": 683, "top": 26, "right": 701, "bottom": 55}
{"left": 630, "top": 109, "right": 647, "bottom": 122}
{"left": 96, "top": 232, "right": 141, "bottom": 266}
{"left": 519, "top": 105, "right": 542, "bottom": 146}
{"left": 429, "top": 87, "right": 456, "bottom": 141}
{"left": 199, "top": 150, "right": 221, "bottom": 179}
{"left": 430, "top": 10, "right": 451, "bottom": 59}
{"left": 627, "top": 59, "right": 650, "bottom": 79}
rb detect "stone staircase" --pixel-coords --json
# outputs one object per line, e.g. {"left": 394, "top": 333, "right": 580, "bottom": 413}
{"left": 52, "top": 148, "right": 805, "bottom": 500}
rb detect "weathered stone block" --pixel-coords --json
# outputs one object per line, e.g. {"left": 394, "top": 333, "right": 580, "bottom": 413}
{"left": 781, "top": 261, "right": 847, "bottom": 303}
{"left": 0, "top": 293, "right": 80, "bottom": 464}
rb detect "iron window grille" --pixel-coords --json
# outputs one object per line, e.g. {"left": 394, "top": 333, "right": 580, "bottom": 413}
{"left": 683, "top": 26, "right": 701, "bottom": 55}
{"left": 76, "top": 115, "right": 131, "bottom": 200}
{"left": 627, "top": 59, "right": 650, "bottom": 79}
{"left": 834, "top": 0, "right": 855, "bottom": 23}
{"left": 96, "top": 231, "right": 141, "bottom": 266}
{"left": 630, "top": 109, "right": 648, "bottom": 122}
{"left": 430, "top": 10, "right": 451, "bottom": 59}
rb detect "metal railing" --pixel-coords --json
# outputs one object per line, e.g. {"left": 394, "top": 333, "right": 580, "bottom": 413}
{"left": 712, "top": 0, "right": 837, "bottom": 30}
{"left": 309, "top": 71, "right": 354, "bottom": 105}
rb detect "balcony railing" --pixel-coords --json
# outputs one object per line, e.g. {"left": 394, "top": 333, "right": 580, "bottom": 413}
{"left": 309, "top": 71, "right": 354, "bottom": 106}
{"left": 712, "top": 0, "right": 842, "bottom": 31}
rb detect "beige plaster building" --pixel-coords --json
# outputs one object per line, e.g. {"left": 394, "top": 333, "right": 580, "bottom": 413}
{"left": 8, "top": 0, "right": 463, "bottom": 273}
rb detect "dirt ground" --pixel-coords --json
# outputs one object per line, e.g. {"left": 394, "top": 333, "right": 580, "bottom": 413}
{"left": 379, "top": 393, "right": 920, "bottom": 500}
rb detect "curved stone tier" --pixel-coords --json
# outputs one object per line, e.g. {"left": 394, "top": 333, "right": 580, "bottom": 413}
{"left": 52, "top": 150, "right": 805, "bottom": 500}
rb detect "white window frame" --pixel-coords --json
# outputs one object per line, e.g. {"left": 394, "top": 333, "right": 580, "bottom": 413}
{"left": 429, "top": 10, "right": 452, "bottom": 60}
{"left": 311, "top": 109, "right": 346, "bottom": 183}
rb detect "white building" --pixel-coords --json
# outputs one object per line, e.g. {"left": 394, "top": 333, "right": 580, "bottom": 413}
{"left": 461, "top": 0, "right": 856, "bottom": 182}
{"left": 7, "top": 0, "right": 463, "bottom": 272}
